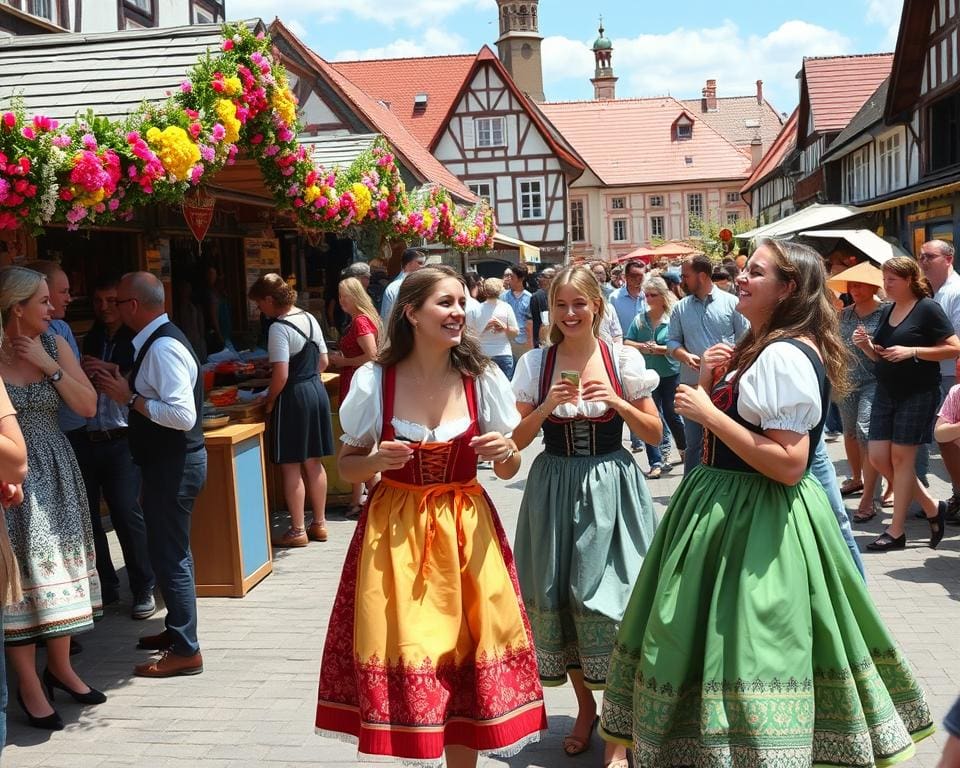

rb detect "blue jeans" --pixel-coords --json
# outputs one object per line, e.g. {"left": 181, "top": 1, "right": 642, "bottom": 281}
{"left": 945, "top": 695, "right": 960, "bottom": 738}
{"left": 68, "top": 431, "right": 155, "bottom": 598}
{"left": 491, "top": 354, "right": 514, "bottom": 380}
{"left": 645, "top": 374, "right": 685, "bottom": 468}
{"left": 810, "top": 437, "right": 866, "bottom": 580}
{"left": 140, "top": 449, "right": 207, "bottom": 656}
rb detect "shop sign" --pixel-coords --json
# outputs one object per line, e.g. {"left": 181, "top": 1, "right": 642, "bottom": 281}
{"left": 183, "top": 187, "right": 217, "bottom": 243}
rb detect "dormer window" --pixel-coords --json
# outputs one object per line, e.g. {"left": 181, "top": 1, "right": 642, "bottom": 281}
{"left": 672, "top": 113, "right": 694, "bottom": 141}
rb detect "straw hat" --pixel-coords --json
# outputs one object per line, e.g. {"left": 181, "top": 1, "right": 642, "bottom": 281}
{"left": 826, "top": 260, "right": 883, "bottom": 293}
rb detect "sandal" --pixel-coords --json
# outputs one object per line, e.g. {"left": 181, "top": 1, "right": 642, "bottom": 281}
{"left": 866, "top": 531, "right": 906, "bottom": 551}
{"left": 605, "top": 761, "right": 629, "bottom": 768}
{"left": 852, "top": 503, "right": 877, "bottom": 523}
{"left": 646, "top": 465, "right": 662, "bottom": 480}
{"left": 563, "top": 715, "right": 598, "bottom": 756}
{"left": 839, "top": 479, "right": 864, "bottom": 497}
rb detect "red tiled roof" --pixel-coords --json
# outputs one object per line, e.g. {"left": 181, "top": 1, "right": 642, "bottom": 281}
{"left": 333, "top": 54, "right": 477, "bottom": 147}
{"left": 741, "top": 107, "right": 798, "bottom": 193}
{"left": 679, "top": 96, "right": 785, "bottom": 149}
{"left": 270, "top": 20, "right": 476, "bottom": 203}
{"left": 802, "top": 54, "right": 893, "bottom": 134}
{"left": 539, "top": 98, "right": 753, "bottom": 186}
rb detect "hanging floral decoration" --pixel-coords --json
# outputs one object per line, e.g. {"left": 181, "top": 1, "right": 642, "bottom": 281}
{"left": 0, "top": 23, "right": 494, "bottom": 250}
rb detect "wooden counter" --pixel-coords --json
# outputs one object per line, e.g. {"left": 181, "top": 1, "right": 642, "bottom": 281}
{"left": 192, "top": 422, "right": 272, "bottom": 597}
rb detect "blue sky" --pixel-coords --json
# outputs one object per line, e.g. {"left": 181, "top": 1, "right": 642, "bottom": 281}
{"left": 229, "top": 0, "right": 903, "bottom": 114}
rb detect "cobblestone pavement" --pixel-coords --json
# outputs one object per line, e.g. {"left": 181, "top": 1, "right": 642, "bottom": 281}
{"left": 5, "top": 437, "right": 959, "bottom": 767}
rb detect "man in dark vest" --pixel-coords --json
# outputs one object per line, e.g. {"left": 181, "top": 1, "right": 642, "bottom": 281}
{"left": 97, "top": 271, "right": 206, "bottom": 677}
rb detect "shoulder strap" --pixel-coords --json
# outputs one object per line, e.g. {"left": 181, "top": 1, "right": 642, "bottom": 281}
{"left": 381, "top": 365, "right": 395, "bottom": 440}
{"left": 538, "top": 346, "right": 557, "bottom": 405}
{"left": 273, "top": 314, "right": 311, "bottom": 342}
{"left": 599, "top": 340, "right": 624, "bottom": 397}
{"left": 465, "top": 373, "right": 479, "bottom": 424}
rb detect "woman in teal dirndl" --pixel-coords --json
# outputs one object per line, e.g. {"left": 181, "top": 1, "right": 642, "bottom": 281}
{"left": 600, "top": 240, "right": 933, "bottom": 768}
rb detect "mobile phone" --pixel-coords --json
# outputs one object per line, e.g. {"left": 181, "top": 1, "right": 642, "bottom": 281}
{"left": 559, "top": 370, "right": 580, "bottom": 387}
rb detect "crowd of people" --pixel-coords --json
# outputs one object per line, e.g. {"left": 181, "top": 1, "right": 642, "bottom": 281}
{"left": 2, "top": 237, "right": 960, "bottom": 767}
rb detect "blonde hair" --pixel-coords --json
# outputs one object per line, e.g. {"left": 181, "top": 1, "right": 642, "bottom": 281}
{"left": 547, "top": 265, "right": 604, "bottom": 345}
{"left": 641, "top": 275, "right": 676, "bottom": 315}
{"left": 480, "top": 277, "right": 504, "bottom": 300}
{"left": 339, "top": 277, "right": 381, "bottom": 335}
{"left": 0, "top": 266, "right": 45, "bottom": 327}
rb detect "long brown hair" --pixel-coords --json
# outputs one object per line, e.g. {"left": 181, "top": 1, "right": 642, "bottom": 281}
{"left": 377, "top": 266, "right": 489, "bottom": 376}
{"left": 730, "top": 239, "right": 851, "bottom": 397}
{"left": 547, "top": 265, "right": 604, "bottom": 345}
{"left": 882, "top": 255, "right": 933, "bottom": 299}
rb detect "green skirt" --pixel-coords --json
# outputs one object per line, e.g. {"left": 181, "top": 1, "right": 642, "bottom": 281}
{"left": 600, "top": 465, "right": 933, "bottom": 768}
{"left": 515, "top": 448, "right": 656, "bottom": 688}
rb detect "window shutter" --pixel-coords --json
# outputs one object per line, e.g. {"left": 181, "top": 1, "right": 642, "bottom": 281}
{"left": 462, "top": 117, "right": 475, "bottom": 150}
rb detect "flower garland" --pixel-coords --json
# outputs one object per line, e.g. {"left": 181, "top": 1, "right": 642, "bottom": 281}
{"left": 0, "top": 23, "right": 495, "bottom": 250}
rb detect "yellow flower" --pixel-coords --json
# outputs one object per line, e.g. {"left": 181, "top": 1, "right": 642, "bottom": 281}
{"left": 215, "top": 100, "right": 241, "bottom": 144}
{"left": 350, "top": 183, "right": 372, "bottom": 221}
{"left": 223, "top": 76, "right": 242, "bottom": 96}
{"left": 146, "top": 125, "right": 200, "bottom": 181}
{"left": 271, "top": 87, "right": 297, "bottom": 126}
{"left": 303, "top": 185, "right": 322, "bottom": 204}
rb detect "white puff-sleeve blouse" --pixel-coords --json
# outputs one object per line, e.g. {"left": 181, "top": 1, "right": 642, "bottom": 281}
{"left": 512, "top": 344, "right": 659, "bottom": 419}
{"left": 339, "top": 362, "right": 521, "bottom": 448}
{"left": 735, "top": 342, "right": 823, "bottom": 434}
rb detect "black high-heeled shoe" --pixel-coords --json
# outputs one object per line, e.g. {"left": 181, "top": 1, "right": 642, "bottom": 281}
{"left": 43, "top": 667, "right": 107, "bottom": 705}
{"left": 16, "top": 690, "right": 64, "bottom": 730}
{"left": 927, "top": 501, "right": 947, "bottom": 549}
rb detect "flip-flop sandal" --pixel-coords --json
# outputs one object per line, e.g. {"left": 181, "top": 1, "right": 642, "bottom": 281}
{"left": 563, "top": 716, "right": 598, "bottom": 756}
{"left": 840, "top": 480, "right": 864, "bottom": 496}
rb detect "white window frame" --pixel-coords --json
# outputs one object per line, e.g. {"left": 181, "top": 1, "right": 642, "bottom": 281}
{"left": 726, "top": 212, "right": 740, "bottom": 225}
{"left": 676, "top": 122, "right": 693, "bottom": 140}
{"left": 843, "top": 146, "right": 872, "bottom": 203}
{"left": 570, "top": 199, "right": 586, "bottom": 243}
{"left": 475, "top": 117, "right": 506, "bottom": 148}
{"left": 687, "top": 192, "right": 704, "bottom": 234}
{"left": 648, "top": 194, "right": 664, "bottom": 207}
{"left": 467, "top": 180, "right": 494, "bottom": 206}
{"left": 612, "top": 218, "right": 628, "bottom": 242}
{"left": 877, "top": 132, "right": 903, "bottom": 195}
{"left": 649, "top": 215, "right": 665, "bottom": 239}
{"left": 611, "top": 196, "right": 626, "bottom": 210}
{"left": 517, "top": 177, "right": 545, "bottom": 221}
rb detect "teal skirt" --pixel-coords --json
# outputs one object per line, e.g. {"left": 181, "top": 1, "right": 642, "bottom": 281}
{"left": 514, "top": 448, "right": 657, "bottom": 688}
{"left": 600, "top": 465, "right": 933, "bottom": 768}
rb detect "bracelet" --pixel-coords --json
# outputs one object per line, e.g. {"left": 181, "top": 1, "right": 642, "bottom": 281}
{"left": 495, "top": 448, "right": 516, "bottom": 464}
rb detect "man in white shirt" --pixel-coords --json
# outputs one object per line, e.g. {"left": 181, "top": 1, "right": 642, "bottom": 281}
{"left": 380, "top": 248, "right": 426, "bottom": 324}
{"left": 919, "top": 239, "right": 960, "bottom": 503}
{"left": 98, "top": 272, "right": 206, "bottom": 678}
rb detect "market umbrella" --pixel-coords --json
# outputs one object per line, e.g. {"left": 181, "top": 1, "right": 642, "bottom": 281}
{"left": 615, "top": 245, "right": 657, "bottom": 263}
{"left": 652, "top": 241, "right": 702, "bottom": 258}
{"left": 799, "top": 229, "right": 909, "bottom": 265}
{"left": 826, "top": 261, "right": 884, "bottom": 294}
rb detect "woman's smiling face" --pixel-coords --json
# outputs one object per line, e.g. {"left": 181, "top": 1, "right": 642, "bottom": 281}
{"left": 407, "top": 277, "right": 467, "bottom": 349}
{"left": 551, "top": 283, "right": 599, "bottom": 339}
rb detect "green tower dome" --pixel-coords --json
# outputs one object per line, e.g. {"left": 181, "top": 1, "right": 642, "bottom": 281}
{"left": 593, "top": 22, "right": 612, "bottom": 50}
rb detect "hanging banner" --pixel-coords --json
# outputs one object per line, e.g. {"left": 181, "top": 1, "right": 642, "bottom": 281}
{"left": 182, "top": 187, "right": 216, "bottom": 243}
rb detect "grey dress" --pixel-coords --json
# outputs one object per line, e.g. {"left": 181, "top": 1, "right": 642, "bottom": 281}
{"left": 4, "top": 333, "right": 101, "bottom": 642}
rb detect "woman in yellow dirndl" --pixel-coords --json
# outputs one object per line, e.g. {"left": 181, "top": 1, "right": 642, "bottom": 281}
{"left": 316, "top": 267, "right": 546, "bottom": 767}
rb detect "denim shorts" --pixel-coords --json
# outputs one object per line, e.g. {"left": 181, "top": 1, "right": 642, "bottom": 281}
{"left": 868, "top": 384, "right": 940, "bottom": 445}
{"left": 838, "top": 381, "right": 876, "bottom": 443}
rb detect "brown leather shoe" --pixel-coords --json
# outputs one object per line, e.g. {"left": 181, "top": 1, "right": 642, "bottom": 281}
{"left": 307, "top": 521, "right": 328, "bottom": 542}
{"left": 134, "top": 649, "right": 203, "bottom": 678}
{"left": 272, "top": 528, "right": 308, "bottom": 548}
{"left": 136, "top": 629, "right": 174, "bottom": 651}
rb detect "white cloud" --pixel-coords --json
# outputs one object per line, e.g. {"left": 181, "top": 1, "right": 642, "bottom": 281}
{"left": 227, "top": 0, "right": 488, "bottom": 27}
{"left": 333, "top": 27, "right": 470, "bottom": 61}
{"left": 286, "top": 18, "right": 308, "bottom": 40}
{"left": 541, "top": 19, "right": 852, "bottom": 112}
{"left": 864, "top": 0, "right": 903, "bottom": 47}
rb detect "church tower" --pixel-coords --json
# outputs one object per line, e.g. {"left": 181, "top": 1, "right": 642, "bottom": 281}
{"left": 591, "top": 20, "right": 617, "bottom": 100}
{"left": 495, "top": 1, "right": 545, "bottom": 102}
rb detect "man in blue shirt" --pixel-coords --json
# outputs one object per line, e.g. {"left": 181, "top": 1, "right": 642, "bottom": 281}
{"left": 380, "top": 248, "right": 426, "bottom": 324}
{"left": 609, "top": 260, "right": 648, "bottom": 338}
{"left": 501, "top": 263, "right": 532, "bottom": 364}
{"left": 667, "top": 255, "right": 749, "bottom": 472}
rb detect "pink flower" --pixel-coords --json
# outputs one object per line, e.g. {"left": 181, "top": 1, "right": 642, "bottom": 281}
{"left": 250, "top": 133, "right": 263, "bottom": 145}
{"left": 108, "top": 198, "right": 120, "bottom": 211}
{"left": 181, "top": 81, "right": 193, "bottom": 93}
{"left": 82, "top": 133, "right": 97, "bottom": 150}
{"left": 264, "top": 145, "right": 279, "bottom": 157}
{"left": 223, "top": 39, "right": 234, "bottom": 51}
{"left": 188, "top": 122, "right": 202, "bottom": 139}
{"left": 20, "top": 126, "right": 35, "bottom": 140}
{"left": 199, "top": 145, "right": 215, "bottom": 162}
{"left": 211, "top": 123, "right": 226, "bottom": 141}
{"left": 256, "top": 31, "right": 265, "bottom": 40}
{"left": 52, "top": 134, "right": 71, "bottom": 148}
{"left": 190, "top": 165, "right": 204, "bottom": 183}
{"left": 2, "top": 113, "right": 14, "bottom": 129}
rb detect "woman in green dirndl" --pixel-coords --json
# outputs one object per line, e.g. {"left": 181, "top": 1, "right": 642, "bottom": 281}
{"left": 600, "top": 240, "right": 933, "bottom": 768}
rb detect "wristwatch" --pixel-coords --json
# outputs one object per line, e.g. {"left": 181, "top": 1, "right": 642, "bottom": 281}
{"left": 46, "top": 368, "right": 63, "bottom": 383}
{"left": 127, "top": 393, "right": 140, "bottom": 408}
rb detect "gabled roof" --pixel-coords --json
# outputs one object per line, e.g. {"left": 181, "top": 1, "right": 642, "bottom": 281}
{"left": 796, "top": 53, "right": 893, "bottom": 145}
{"left": 741, "top": 107, "right": 799, "bottom": 194}
{"left": 680, "top": 95, "right": 785, "bottom": 149}
{"left": 0, "top": 20, "right": 263, "bottom": 121}
{"left": 332, "top": 53, "right": 477, "bottom": 147}
{"left": 270, "top": 20, "right": 476, "bottom": 203}
{"left": 885, "top": 0, "right": 936, "bottom": 118}
{"left": 821, "top": 78, "right": 890, "bottom": 162}
{"left": 427, "top": 46, "right": 585, "bottom": 173}
{"left": 539, "top": 97, "right": 753, "bottom": 186}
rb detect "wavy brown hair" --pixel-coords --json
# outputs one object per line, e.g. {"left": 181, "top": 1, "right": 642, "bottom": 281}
{"left": 729, "top": 239, "right": 852, "bottom": 397}
{"left": 377, "top": 266, "right": 489, "bottom": 376}
{"left": 547, "top": 265, "right": 604, "bottom": 345}
{"left": 882, "top": 255, "right": 933, "bottom": 299}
